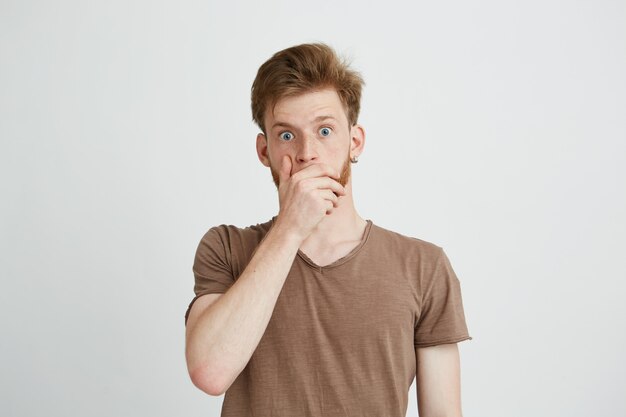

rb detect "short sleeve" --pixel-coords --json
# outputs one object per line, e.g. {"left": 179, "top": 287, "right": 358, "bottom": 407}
{"left": 414, "top": 247, "right": 473, "bottom": 347}
{"left": 184, "top": 226, "right": 235, "bottom": 326}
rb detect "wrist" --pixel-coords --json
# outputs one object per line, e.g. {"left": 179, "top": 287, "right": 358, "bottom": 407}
{"left": 270, "top": 217, "right": 305, "bottom": 247}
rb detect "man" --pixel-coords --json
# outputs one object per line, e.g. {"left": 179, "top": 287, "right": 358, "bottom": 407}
{"left": 184, "top": 42, "right": 472, "bottom": 417}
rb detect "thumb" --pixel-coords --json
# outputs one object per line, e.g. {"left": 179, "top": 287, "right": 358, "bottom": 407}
{"left": 279, "top": 155, "right": 292, "bottom": 184}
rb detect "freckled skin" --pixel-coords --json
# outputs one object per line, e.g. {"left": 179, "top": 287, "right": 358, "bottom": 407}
{"left": 259, "top": 89, "right": 357, "bottom": 191}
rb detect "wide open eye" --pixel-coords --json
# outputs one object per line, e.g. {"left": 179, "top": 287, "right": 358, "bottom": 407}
{"left": 319, "top": 127, "right": 332, "bottom": 137}
{"left": 279, "top": 131, "right": 294, "bottom": 141}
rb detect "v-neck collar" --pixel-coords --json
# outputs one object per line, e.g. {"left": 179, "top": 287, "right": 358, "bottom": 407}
{"left": 270, "top": 216, "right": 373, "bottom": 272}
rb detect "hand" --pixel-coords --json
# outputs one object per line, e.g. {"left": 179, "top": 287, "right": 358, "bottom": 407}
{"left": 274, "top": 155, "right": 346, "bottom": 242}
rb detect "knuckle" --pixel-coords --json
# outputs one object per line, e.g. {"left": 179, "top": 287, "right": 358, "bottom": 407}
{"left": 295, "top": 180, "right": 307, "bottom": 192}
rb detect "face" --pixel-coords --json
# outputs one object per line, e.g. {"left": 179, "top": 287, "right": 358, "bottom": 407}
{"left": 256, "top": 88, "right": 363, "bottom": 190}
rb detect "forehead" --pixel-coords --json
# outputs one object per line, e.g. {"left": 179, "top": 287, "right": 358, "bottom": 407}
{"left": 267, "top": 88, "right": 347, "bottom": 128}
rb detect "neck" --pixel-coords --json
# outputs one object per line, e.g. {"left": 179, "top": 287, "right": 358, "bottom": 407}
{"left": 300, "top": 176, "right": 367, "bottom": 248}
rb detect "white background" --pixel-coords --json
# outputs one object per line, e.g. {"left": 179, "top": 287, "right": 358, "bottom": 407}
{"left": 2, "top": 1, "right": 625, "bottom": 416}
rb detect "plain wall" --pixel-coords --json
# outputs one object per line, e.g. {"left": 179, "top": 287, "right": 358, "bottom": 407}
{"left": 1, "top": 0, "right": 625, "bottom": 416}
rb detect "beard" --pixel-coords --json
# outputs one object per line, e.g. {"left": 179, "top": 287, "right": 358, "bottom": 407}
{"left": 269, "top": 151, "right": 352, "bottom": 190}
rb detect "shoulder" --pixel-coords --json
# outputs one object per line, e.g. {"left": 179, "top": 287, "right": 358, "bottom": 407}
{"left": 369, "top": 222, "right": 444, "bottom": 261}
{"left": 199, "top": 217, "right": 274, "bottom": 246}
{"left": 203, "top": 219, "right": 273, "bottom": 240}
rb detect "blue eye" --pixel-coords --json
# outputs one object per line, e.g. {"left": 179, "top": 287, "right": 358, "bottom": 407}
{"left": 319, "top": 127, "right": 332, "bottom": 137}
{"left": 279, "top": 131, "right": 294, "bottom": 141}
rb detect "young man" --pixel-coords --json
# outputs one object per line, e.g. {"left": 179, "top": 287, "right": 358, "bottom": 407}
{"left": 184, "top": 43, "right": 472, "bottom": 417}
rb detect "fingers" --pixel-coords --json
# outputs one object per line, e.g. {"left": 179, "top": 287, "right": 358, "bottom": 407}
{"left": 292, "top": 163, "right": 341, "bottom": 182}
{"left": 319, "top": 189, "right": 339, "bottom": 207}
{"left": 320, "top": 190, "right": 337, "bottom": 215}
{"left": 300, "top": 176, "right": 346, "bottom": 197}
{"left": 279, "top": 155, "right": 292, "bottom": 184}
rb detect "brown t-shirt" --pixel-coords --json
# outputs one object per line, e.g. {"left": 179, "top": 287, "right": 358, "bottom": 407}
{"left": 185, "top": 216, "right": 472, "bottom": 417}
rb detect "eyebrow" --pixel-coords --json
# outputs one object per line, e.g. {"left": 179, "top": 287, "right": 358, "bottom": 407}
{"left": 271, "top": 115, "right": 338, "bottom": 131}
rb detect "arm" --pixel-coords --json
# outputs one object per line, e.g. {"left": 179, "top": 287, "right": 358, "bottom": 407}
{"left": 185, "top": 222, "right": 302, "bottom": 396}
{"left": 185, "top": 157, "right": 345, "bottom": 396}
{"left": 415, "top": 343, "right": 464, "bottom": 417}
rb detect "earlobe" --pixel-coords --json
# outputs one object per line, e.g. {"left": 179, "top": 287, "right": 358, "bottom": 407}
{"left": 256, "top": 132, "right": 271, "bottom": 167}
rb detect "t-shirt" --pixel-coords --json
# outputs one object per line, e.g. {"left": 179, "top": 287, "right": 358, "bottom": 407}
{"left": 184, "top": 216, "right": 472, "bottom": 417}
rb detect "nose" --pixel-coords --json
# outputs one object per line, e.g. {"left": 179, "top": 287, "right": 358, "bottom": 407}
{"left": 295, "top": 134, "right": 319, "bottom": 164}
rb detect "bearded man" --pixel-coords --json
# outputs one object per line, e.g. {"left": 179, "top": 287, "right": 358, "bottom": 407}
{"left": 184, "top": 42, "right": 473, "bottom": 417}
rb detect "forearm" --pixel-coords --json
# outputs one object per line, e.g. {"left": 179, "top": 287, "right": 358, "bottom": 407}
{"left": 185, "top": 221, "right": 301, "bottom": 394}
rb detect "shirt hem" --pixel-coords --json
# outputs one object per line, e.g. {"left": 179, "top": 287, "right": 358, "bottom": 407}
{"left": 414, "top": 334, "right": 473, "bottom": 348}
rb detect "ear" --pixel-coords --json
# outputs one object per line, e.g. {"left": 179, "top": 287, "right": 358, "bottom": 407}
{"left": 349, "top": 123, "right": 365, "bottom": 157}
{"left": 256, "top": 132, "right": 271, "bottom": 167}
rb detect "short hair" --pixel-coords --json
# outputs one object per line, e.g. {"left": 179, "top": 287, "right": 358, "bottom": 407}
{"left": 251, "top": 42, "right": 365, "bottom": 136}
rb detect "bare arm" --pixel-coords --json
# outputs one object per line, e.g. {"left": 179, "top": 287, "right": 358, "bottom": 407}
{"left": 415, "top": 343, "right": 464, "bottom": 417}
{"left": 185, "top": 156, "right": 346, "bottom": 396}
{"left": 185, "top": 222, "right": 302, "bottom": 396}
